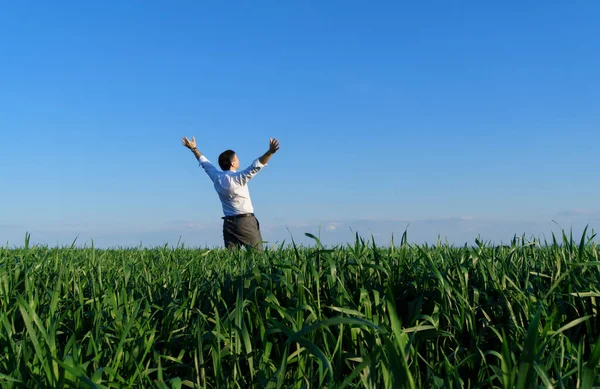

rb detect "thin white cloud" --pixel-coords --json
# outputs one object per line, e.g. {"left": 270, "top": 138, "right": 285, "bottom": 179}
{"left": 556, "top": 209, "right": 600, "bottom": 218}
{"left": 6, "top": 215, "right": 599, "bottom": 249}
{"left": 0, "top": 224, "right": 23, "bottom": 229}
{"left": 167, "top": 221, "right": 218, "bottom": 230}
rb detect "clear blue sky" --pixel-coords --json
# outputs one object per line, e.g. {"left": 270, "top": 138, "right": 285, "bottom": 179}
{"left": 1, "top": 1, "right": 598, "bottom": 247}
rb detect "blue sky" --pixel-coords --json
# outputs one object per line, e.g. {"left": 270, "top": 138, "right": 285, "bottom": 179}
{"left": 1, "top": 1, "right": 598, "bottom": 248}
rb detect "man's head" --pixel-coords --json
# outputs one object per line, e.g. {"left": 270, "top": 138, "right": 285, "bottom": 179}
{"left": 218, "top": 150, "right": 240, "bottom": 171}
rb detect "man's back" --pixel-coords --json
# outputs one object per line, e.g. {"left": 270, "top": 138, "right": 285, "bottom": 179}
{"left": 198, "top": 155, "right": 265, "bottom": 216}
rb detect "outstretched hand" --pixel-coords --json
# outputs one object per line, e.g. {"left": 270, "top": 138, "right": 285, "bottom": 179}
{"left": 269, "top": 138, "right": 280, "bottom": 154}
{"left": 258, "top": 138, "right": 280, "bottom": 165}
{"left": 181, "top": 136, "right": 196, "bottom": 150}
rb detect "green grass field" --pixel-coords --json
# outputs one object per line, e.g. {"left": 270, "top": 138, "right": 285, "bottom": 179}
{"left": 1, "top": 230, "right": 600, "bottom": 388}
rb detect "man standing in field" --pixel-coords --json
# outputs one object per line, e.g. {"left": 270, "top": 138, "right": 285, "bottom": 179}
{"left": 181, "top": 136, "right": 280, "bottom": 251}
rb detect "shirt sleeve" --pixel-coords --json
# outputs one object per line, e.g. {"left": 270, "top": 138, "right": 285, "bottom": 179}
{"left": 230, "top": 159, "right": 265, "bottom": 186}
{"left": 199, "top": 156, "right": 219, "bottom": 182}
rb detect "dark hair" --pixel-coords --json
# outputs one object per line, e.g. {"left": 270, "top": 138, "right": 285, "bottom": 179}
{"left": 218, "top": 150, "right": 236, "bottom": 170}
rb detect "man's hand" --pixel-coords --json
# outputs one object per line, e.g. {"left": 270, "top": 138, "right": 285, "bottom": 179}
{"left": 259, "top": 138, "right": 280, "bottom": 165}
{"left": 182, "top": 136, "right": 202, "bottom": 161}
{"left": 181, "top": 136, "right": 197, "bottom": 150}
{"left": 269, "top": 138, "right": 280, "bottom": 154}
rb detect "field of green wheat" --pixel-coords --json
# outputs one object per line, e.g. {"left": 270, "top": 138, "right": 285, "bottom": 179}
{"left": 1, "top": 230, "right": 600, "bottom": 388}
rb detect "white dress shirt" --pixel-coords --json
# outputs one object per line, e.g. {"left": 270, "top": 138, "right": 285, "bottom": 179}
{"left": 199, "top": 155, "right": 265, "bottom": 217}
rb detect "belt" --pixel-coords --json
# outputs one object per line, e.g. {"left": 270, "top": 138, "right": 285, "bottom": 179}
{"left": 222, "top": 213, "right": 254, "bottom": 220}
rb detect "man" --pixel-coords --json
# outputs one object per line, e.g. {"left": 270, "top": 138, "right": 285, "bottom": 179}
{"left": 181, "top": 136, "right": 280, "bottom": 251}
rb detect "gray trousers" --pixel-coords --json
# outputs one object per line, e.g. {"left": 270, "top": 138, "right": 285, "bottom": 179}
{"left": 223, "top": 214, "right": 263, "bottom": 251}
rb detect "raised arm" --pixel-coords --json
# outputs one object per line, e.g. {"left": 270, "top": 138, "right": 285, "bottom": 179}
{"left": 181, "top": 136, "right": 219, "bottom": 181}
{"left": 231, "top": 138, "right": 280, "bottom": 186}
